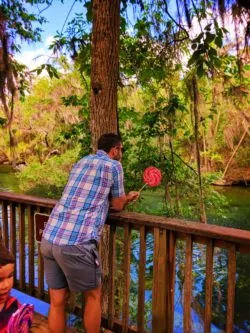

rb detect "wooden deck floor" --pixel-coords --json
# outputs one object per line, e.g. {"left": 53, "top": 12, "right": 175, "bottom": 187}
{"left": 30, "top": 313, "right": 78, "bottom": 333}
{"left": 30, "top": 313, "right": 113, "bottom": 333}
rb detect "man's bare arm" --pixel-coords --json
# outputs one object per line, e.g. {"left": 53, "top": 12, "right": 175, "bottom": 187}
{"left": 110, "top": 191, "right": 139, "bottom": 211}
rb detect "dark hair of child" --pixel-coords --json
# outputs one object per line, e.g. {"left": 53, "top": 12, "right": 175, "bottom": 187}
{"left": 0, "top": 243, "right": 15, "bottom": 267}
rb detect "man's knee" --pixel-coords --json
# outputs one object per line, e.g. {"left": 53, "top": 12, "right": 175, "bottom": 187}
{"left": 84, "top": 285, "right": 102, "bottom": 301}
{"left": 50, "top": 288, "right": 70, "bottom": 307}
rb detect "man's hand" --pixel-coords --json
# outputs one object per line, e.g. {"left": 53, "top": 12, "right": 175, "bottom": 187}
{"left": 127, "top": 191, "right": 140, "bottom": 203}
{"left": 110, "top": 191, "right": 140, "bottom": 211}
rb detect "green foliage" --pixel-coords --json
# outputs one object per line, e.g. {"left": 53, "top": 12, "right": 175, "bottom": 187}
{"left": 60, "top": 92, "right": 92, "bottom": 157}
{"left": 188, "top": 22, "right": 227, "bottom": 77}
{"left": 0, "top": 0, "right": 249, "bottom": 218}
{"left": 236, "top": 145, "right": 250, "bottom": 167}
{"left": 31, "top": 64, "right": 60, "bottom": 79}
{"left": 18, "top": 147, "right": 80, "bottom": 198}
{"left": 0, "top": 117, "right": 7, "bottom": 127}
{"left": 0, "top": 0, "right": 50, "bottom": 52}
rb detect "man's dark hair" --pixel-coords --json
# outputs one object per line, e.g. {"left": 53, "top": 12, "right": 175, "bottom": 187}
{"left": 0, "top": 243, "right": 15, "bottom": 267}
{"left": 97, "top": 133, "right": 121, "bottom": 153}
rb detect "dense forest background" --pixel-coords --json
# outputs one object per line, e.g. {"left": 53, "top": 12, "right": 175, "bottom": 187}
{"left": 0, "top": 0, "right": 249, "bottom": 222}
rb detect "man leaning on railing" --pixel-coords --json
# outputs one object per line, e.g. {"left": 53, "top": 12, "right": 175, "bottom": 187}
{"left": 40, "top": 133, "right": 139, "bottom": 333}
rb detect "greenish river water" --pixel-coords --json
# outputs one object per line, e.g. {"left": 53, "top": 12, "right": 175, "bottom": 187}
{"left": 0, "top": 165, "right": 21, "bottom": 193}
{"left": 1, "top": 166, "right": 250, "bottom": 332}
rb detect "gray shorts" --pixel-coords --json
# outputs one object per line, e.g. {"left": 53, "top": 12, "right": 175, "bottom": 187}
{"left": 40, "top": 238, "right": 102, "bottom": 292}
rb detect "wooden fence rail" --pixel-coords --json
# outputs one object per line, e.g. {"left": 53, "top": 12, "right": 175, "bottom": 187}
{"left": 1, "top": 191, "right": 250, "bottom": 333}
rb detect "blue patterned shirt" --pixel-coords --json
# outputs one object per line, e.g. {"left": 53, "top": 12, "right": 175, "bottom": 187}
{"left": 42, "top": 150, "right": 125, "bottom": 245}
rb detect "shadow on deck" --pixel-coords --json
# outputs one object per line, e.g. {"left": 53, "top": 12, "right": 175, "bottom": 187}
{"left": 31, "top": 313, "right": 78, "bottom": 333}
{"left": 31, "top": 313, "right": 114, "bottom": 333}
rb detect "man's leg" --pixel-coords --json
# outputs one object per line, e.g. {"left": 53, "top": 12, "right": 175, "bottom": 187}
{"left": 48, "top": 287, "right": 69, "bottom": 333}
{"left": 83, "top": 284, "right": 102, "bottom": 333}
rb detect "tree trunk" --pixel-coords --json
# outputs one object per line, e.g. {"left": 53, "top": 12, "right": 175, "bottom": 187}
{"left": 192, "top": 77, "right": 207, "bottom": 223}
{"left": 222, "top": 127, "right": 248, "bottom": 179}
{"left": 8, "top": 128, "right": 17, "bottom": 167}
{"left": 90, "top": 0, "right": 121, "bottom": 319}
{"left": 202, "top": 131, "right": 208, "bottom": 171}
{"left": 90, "top": 0, "right": 120, "bottom": 150}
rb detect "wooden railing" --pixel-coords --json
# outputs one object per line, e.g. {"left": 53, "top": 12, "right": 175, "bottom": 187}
{"left": 1, "top": 190, "right": 250, "bottom": 333}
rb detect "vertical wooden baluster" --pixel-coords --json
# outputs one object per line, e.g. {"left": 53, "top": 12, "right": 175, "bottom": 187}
{"left": 226, "top": 244, "right": 236, "bottom": 333}
{"left": 37, "top": 243, "right": 44, "bottom": 298}
{"left": 167, "top": 231, "right": 176, "bottom": 333}
{"left": 184, "top": 235, "right": 192, "bottom": 333}
{"left": 36, "top": 207, "right": 44, "bottom": 298}
{"left": 9, "top": 203, "right": 17, "bottom": 283}
{"left": 137, "top": 225, "right": 146, "bottom": 332}
{"left": 204, "top": 239, "right": 214, "bottom": 333}
{"left": 108, "top": 224, "right": 116, "bottom": 330}
{"left": 2, "top": 201, "right": 9, "bottom": 249}
{"left": 18, "top": 204, "right": 25, "bottom": 291}
{"left": 0, "top": 201, "right": 1, "bottom": 242}
{"left": 152, "top": 228, "right": 167, "bottom": 332}
{"left": 27, "top": 205, "right": 35, "bottom": 295}
{"left": 122, "top": 225, "right": 131, "bottom": 333}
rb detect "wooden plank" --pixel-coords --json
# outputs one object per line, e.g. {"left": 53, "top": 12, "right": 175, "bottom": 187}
{"left": 1, "top": 190, "right": 250, "bottom": 249}
{"left": 38, "top": 242, "right": 45, "bottom": 298}
{"left": 102, "top": 317, "right": 140, "bottom": 333}
{"left": 31, "top": 312, "right": 78, "bottom": 333}
{"left": 137, "top": 225, "right": 146, "bottom": 332}
{"left": 107, "top": 224, "right": 116, "bottom": 330}
{"left": 237, "top": 244, "right": 250, "bottom": 254}
{"left": 152, "top": 228, "right": 167, "bottom": 332}
{"left": 108, "top": 212, "right": 250, "bottom": 247}
{"left": 18, "top": 204, "right": 26, "bottom": 291}
{"left": 28, "top": 205, "right": 35, "bottom": 295}
{"left": 167, "top": 231, "right": 176, "bottom": 333}
{"left": 204, "top": 239, "right": 214, "bottom": 333}
{"left": 226, "top": 244, "right": 236, "bottom": 333}
{"left": 0, "top": 191, "right": 57, "bottom": 208}
{"left": 122, "top": 225, "right": 131, "bottom": 333}
{"left": 184, "top": 235, "right": 192, "bottom": 333}
{"left": 1, "top": 191, "right": 250, "bottom": 249}
{"left": 9, "top": 203, "right": 17, "bottom": 283}
{"left": 2, "top": 201, "right": 9, "bottom": 249}
{"left": 34, "top": 207, "right": 44, "bottom": 298}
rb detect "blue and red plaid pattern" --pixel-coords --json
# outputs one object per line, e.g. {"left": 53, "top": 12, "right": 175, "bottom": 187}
{"left": 43, "top": 150, "right": 125, "bottom": 245}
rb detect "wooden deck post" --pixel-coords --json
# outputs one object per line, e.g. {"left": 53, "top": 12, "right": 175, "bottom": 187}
{"left": 152, "top": 228, "right": 167, "bottom": 333}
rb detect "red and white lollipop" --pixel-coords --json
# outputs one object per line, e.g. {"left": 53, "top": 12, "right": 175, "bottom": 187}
{"left": 143, "top": 166, "right": 162, "bottom": 187}
{"left": 139, "top": 166, "right": 162, "bottom": 193}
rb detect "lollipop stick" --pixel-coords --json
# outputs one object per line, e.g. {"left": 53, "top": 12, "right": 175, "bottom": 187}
{"left": 138, "top": 183, "right": 147, "bottom": 194}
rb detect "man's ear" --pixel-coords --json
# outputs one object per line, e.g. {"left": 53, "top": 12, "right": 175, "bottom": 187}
{"left": 108, "top": 147, "right": 116, "bottom": 159}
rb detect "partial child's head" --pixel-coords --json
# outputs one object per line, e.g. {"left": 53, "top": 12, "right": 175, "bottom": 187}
{"left": 97, "top": 133, "right": 123, "bottom": 161}
{"left": 0, "top": 244, "right": 15, "bottom": 305}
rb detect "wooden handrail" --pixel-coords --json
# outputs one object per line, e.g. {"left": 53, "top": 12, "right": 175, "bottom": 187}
{"left": 0, "top": 191, "right": 57, "bottom": 207}
{"left": 108, "top": 212, "right": 250, "bottom": 246}
{"left": 1, "top": 190, "right": 250, "bottom": 246}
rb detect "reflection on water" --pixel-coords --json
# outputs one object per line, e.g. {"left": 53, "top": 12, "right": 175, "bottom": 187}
{"left": 127, "top": 236, "right": 250, "bottom": 333}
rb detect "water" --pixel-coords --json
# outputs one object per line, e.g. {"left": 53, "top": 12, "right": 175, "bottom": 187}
{"left": 1, "top": 167, "right": 250, "bottom": 332}
{"left": 209, "top": 186, "right": 250, "bottom": 231}
{"left": 0, "top": 165, "right": 20, "bottom": 193}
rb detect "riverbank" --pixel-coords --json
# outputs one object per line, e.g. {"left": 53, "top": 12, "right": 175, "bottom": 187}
{"left": 213, "top": 167, "right": 250, "bottom": 186}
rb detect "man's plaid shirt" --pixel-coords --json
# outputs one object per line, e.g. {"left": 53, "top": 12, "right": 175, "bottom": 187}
{"left": 42, "top": 150, "right": 125, "bottom": 245}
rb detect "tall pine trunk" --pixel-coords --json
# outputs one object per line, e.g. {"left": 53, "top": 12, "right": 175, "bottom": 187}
{"left": 90, "top": 0, "right": 120, "bottom": 150}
